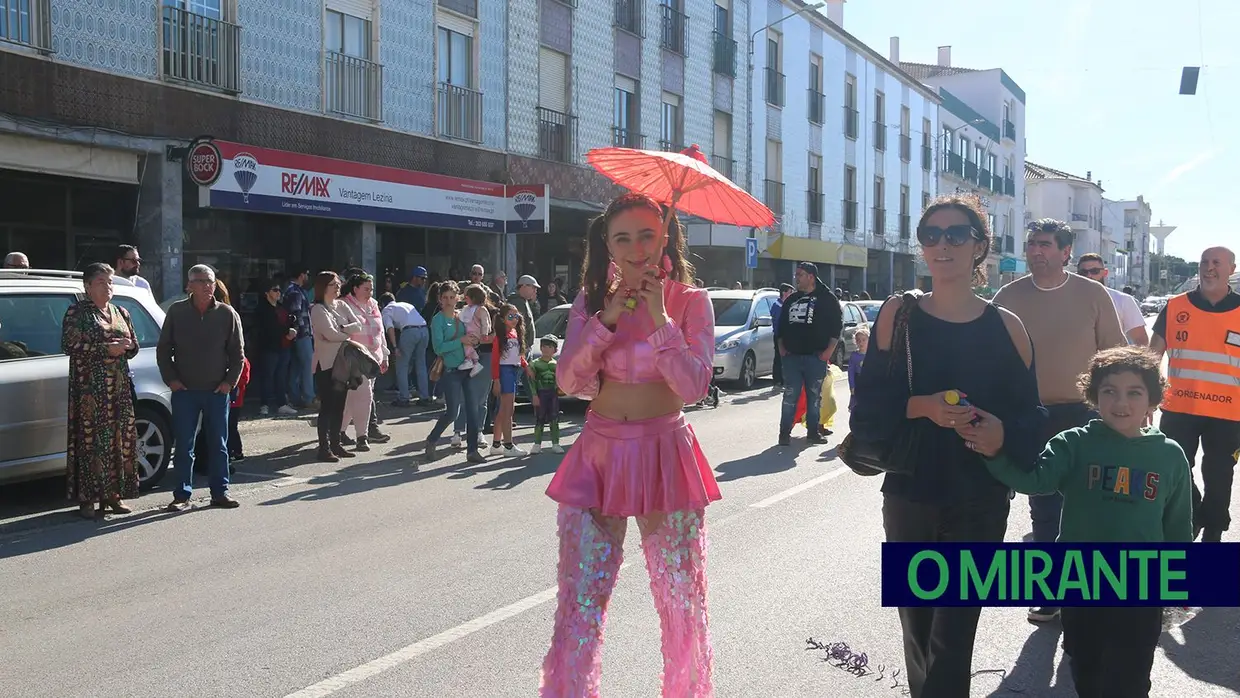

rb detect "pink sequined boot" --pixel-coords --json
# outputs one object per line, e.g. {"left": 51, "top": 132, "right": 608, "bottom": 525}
{"left": 642, "top": 509, "right": 714, "bottom": 697}
{"left": 540, "top": 505, "right": 625, "bottom": 697}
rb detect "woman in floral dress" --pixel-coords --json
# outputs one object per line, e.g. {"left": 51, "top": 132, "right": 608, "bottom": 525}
{"left": 62, "top": 262, "right": 140, "bottom": 519}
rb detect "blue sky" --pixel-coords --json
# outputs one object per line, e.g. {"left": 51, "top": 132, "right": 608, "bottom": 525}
{"left": 839, "top": 0, "right": 1234, "bottom": 262}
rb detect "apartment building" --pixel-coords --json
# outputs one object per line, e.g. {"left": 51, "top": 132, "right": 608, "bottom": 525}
{"left": 508, "top": 0, "right": 752, "bottom": 288}
{"left": 899, "top": 47, "right": 1026, "bottom": 289}
{"left": 744, "top": 3, "right": 938, "bottom": 295}
{"left": 1101, "top": 196, "right": 1152, "bottom": 292}
{"left": 1024, "top": 162, "right": 1112, "bottom": 276}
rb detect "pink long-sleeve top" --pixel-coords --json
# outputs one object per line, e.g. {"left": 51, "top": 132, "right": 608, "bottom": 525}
{"left": 558, "top": 280, "right": 715, "bottom": 403}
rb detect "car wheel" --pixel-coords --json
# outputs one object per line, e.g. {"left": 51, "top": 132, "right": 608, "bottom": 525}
{"left": 738, "top": 352, "right": 757, "bottom": 390}
{"left": 134, "top": 405, "right": 172, "bottom": 490}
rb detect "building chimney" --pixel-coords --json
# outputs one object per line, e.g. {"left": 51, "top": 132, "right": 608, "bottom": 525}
{"left": 1086, "top": 170, "right": 1092, "bottom": 181}
{"left": 937, "top": 46, "right": 951, "bottom": 67}
{"left": 890, "top": 37, "right": 900, "bottom": 64}
{"left": 826, "top": 0, "right": 843, "bottom": 27}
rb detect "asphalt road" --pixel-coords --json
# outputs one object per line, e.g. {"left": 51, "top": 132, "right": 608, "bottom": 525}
{"left": 1, "top": 350, "right": 1237, "bottom": 697}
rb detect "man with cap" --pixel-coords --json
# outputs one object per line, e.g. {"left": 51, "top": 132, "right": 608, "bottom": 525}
{"left": 396, "top": 266, "right": 428, "bottom": 309}
{"left": 509, "top": 274, "right": 541, "bottom": 349}
{"left": 776, "top": 262, "right": 843, "bottom": 446}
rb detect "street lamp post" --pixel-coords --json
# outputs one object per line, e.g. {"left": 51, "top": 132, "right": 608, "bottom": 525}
{"left": 744, "top": 0, "right": 826, "bottom": 287}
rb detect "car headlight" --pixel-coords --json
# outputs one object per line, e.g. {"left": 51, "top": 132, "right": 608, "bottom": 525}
{"left": 717, "top": 337, "right": 740, "bottom": 351}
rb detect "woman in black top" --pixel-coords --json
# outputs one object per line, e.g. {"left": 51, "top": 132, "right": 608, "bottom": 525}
{"left": 254, "top": 278, "right": 293, "bottom": 414}
{"left": 851, "top": 195, "right": 1046, "bottom": 698}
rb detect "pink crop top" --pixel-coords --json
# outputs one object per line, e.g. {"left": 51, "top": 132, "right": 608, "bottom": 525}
{"left": 557, "top": 280, "right": 716, "bottom": 403}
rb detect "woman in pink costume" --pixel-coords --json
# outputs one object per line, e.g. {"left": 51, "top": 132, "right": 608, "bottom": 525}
{"left": 541, "top": 192, "right": 720, "bottom": 697}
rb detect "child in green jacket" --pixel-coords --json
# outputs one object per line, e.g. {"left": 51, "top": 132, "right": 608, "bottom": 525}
{"left": 984, "top": 346, "right": 1193, "bottom": 698}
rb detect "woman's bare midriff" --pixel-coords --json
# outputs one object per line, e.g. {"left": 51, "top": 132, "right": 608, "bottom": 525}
{"left": 589, "top": 381, "right": 683, "bottom": 421}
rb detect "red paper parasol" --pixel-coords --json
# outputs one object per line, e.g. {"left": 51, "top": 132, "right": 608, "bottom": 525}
{"left": 586, "top": 144, "right": 776, "bottom": 229}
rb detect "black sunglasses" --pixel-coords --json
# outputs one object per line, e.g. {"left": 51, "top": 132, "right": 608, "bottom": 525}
{"left": 916, "top": 224, "right": 978, "bottom": 247}
{"left": 1078, "top": 266, "right": 1105, "bottom": 277}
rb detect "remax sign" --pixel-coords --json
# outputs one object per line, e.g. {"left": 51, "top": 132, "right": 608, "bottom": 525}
{"left": 196, "top": 141, "right": 549, "bottom": 234}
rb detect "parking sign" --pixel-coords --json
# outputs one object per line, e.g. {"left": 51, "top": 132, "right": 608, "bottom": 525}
{"left": 746, "top": 238, "right": 759, "bottom": 269}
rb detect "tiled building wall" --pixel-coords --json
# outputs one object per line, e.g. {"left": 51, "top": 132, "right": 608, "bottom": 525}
{"left": 239, "top": 0, "right": 322, "bottom": 113}
{"left": 573, "top": 1, "right": 615, "bottom": 159}
{"left": 680, "top": 0, "right": 715, "bottom": 158}
{"left": 477, "top": 1, "right": 507, "bottom": 151}
{"left": 49, "top": 0, "right": 158, "bottom": 78}
{"left": 507, "top": 0, "right": 540, "bottom": 156}
{"left": 381, "top": 0, "right": 436, "bottom": 135}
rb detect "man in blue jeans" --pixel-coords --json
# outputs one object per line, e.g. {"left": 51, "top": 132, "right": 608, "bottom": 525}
{"left": 283, "top": 266, "right": 315, "bottom": 409}
{"left": 776, "top": 262, "right": 843, "bottom": 446}
{"left": 156, "top": 264, "right": 246, "bottom": 511}
{"left": 381, "top": 292, "right": 431, "bottom": 406}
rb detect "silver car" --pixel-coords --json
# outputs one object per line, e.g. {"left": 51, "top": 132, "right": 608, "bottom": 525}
{"left": 711, "top": 289, "right": 780, "bottom": 390}
{"left": 0, "top": 269, "right": 174, "bottom": 489}
{"left": 519, "top": 303, "right": 585, "bottom": 404}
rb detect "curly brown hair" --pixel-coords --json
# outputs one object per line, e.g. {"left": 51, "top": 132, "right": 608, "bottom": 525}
{"left": 1077, "top": 346, "right": 1167, "bottom": 409}
{"left": 918, "top": 194, "right": 994, "bottom": 286}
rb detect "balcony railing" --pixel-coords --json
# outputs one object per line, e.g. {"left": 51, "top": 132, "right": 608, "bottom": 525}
{"left": 660, "top": 4, "right": 686, "bottom": 55}
{"left": 612, "top": 126, "right": 644, "bottom": 148}
{"left": 873, "top": 122, "right": 886, "bottom": 151}
{"left": 921, "top": 145, "right": 932, "bottom": 171}
{"left": 899, "top": 134, "right": 911, "bottom": 162}
{"left": 437, "top": 82, "right": 483, "bottom": 143}
{"left": 807, "top": 89, "right": 825, "bottom": 124}
{"left": 658, "top": 139, "right": 684, "bottom": 152}
{"left": 764, "top": 179, "right": 785, "bottom": 215}
{"left": 764, "top": 67, "right": 785, "bottom": 106}
{"left": 160, "top": 5, "right": 241, "bottom": 93}
{"left": 1005, "top": 176, "right": 1015, "bottom": 196}
{"left": 964, "top": 161, "right": 978, "bottom": 181}
{"left": 537, "top": 107, "right": 578, "bottom": 163}
{"left": 993, "top": 174, "right": 1003, "bottom": 193}
{"left": 807, "top": 191, "right": 824, "bottom": 223}
{"left": 843, "top": 107, "right": 858, "bottom": 139}
{"left": 978, "top": 168, "right": 991, "bottom": 190}
{"left": 614, "top": 0, "right": 641, "bottom": 34}
{"left": 1003, "top": 119, "right": 1016, "bottom": 141}
{"left": 947, "top": 152, "right": 963, "bottom": 177}
{"left": 325, "top": 52, "right": 383, "bottom": 121}
{"left": 899, "top": 214, "right": 911, "bottom": 238}
{"left": 873, "top": 207, "right": 886, "bottom": 235}
{"left": 438, "top": 0, "right": 477, "bottom": 18}
{"left": 0, "top": 0, "right": 51, "bottom": 51}
{"left": 843, "top": 200, "right": 858, "bottom": 230}
{"left": 712, "top": 31, "right": 736, "bottom": 76}
{"left": 711, "top": 155, "right": 736, "bottom": 180}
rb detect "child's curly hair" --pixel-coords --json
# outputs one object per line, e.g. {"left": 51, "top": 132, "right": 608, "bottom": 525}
{"left": 1077, "top": 346, "right": 1167, "bottom": 409}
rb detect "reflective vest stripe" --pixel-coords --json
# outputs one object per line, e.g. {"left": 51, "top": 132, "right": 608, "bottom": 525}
{"left": 1168, "top": 348, "right": 1240, "bottom": 369}
{"left": 1167, "top": 367, "right": 1240, "bottom": 387}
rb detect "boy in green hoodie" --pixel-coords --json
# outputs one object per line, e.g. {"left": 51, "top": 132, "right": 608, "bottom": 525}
{"left": 983, "top": 346, "right": 1192, "bottom": 698}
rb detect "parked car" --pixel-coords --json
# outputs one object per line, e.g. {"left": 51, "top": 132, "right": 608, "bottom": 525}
{"left": 855, "top": 300, "right": 883, "bottom": 324}
{"left": 1140, "top": 296, "right": 1167, "bottom": 316}
{"left": 710, "top": 288, "right": 779, "bottom": 390}
{"left": 0, "top": 269, "right": 174, "bottom": 489}
{"left": 836, "top": 300, "right": 873, "bottom": 366}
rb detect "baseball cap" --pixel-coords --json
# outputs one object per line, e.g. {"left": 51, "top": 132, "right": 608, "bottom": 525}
{"left": 517, "top": 274, "right": 541, "bottom": 288}
{"left": 410, "top": 266, "right": 427, "bottom": 278}
{"left": 796, "top": 261, "right": 819, "bottom": 277}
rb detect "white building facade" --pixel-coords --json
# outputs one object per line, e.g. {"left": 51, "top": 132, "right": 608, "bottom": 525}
{"left": 900, "top": 49, "right": 1027, "bottom": 290}
{"left": 744, "top": 1, "right": 939, "bottom": 295}
{"left": 1101, "top": 197, "right": 1152, "bottom": 291}
{"left": 1024, "top": 161, "right": 1109, "bottom": 272}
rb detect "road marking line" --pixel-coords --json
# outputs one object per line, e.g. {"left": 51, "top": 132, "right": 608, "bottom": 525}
{"left": 749, "top": 467, "right": 849, "bottom": 508}
{"left": 283, "top": 564, "right": 634, "bottom": 698}
{"left": 281, "top": 466, "right": 848, "bottom": 697}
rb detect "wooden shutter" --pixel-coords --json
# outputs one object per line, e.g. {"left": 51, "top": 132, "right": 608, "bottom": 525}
{"left": 538, "top": 47, "right": 569, "bottom": 113}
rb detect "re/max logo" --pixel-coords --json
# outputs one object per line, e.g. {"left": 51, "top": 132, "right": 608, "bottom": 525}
{"left": 281, "top": 172, "right": 331, "bottom": 198}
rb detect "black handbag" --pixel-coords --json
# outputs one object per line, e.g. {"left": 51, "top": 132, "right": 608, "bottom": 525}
{"left": 839, "top": 292, "right": 922, "bottom": 477}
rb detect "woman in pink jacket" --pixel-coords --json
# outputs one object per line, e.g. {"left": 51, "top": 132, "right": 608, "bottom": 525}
{"left": 540, "top": 192, "right": 719, "bottom": 697}
{"left": 341, "top": 271, "right": 389, "bottom": 451}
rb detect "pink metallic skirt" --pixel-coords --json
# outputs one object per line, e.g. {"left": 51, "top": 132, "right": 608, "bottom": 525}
{"left": 545, "top": 410, "right": 722, "bottom": 517}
